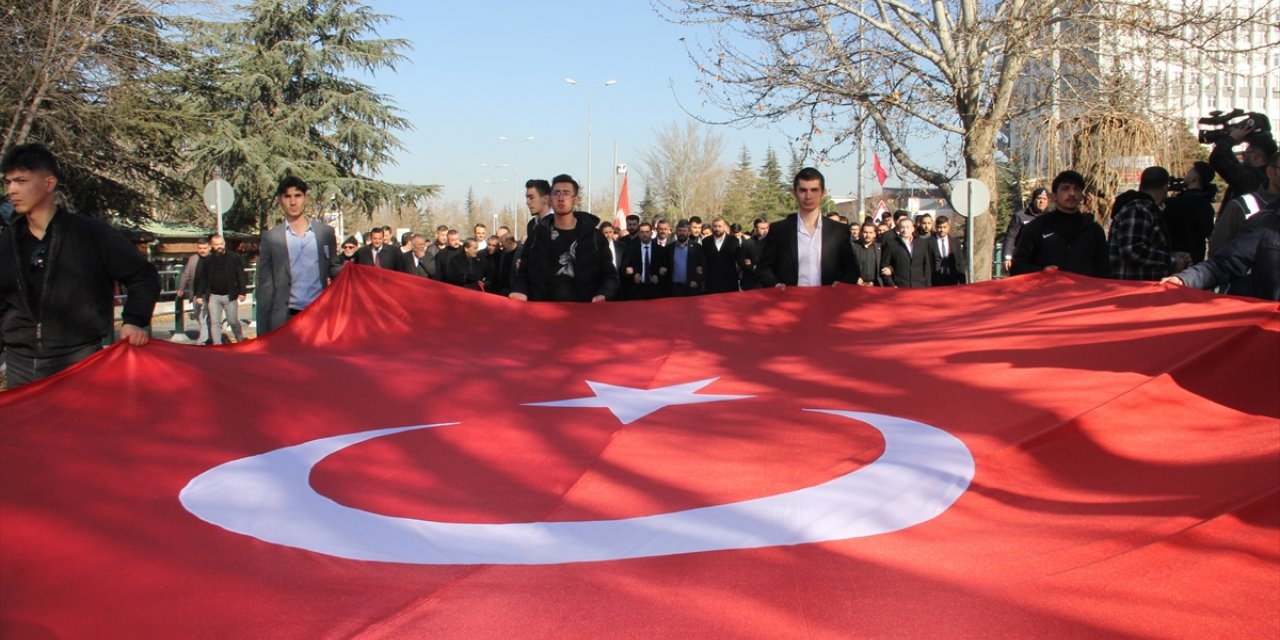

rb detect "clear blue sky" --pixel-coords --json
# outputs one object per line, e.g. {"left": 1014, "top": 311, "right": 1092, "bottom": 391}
{"left": 358, "top": 0, "right": 904, "bottom": 212}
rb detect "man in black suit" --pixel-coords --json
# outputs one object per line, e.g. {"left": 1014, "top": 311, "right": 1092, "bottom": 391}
{"left": 432, "top": 230, "right": 461, "bottom": 282}
{"left": 738, "top": 218, "right": 769, "bottom": 290}
{"left": 402, "top": 233, "right": 433, "bottom": 278}
{"left": 354, "top": 228, "right": 401, "bottom": 270}
{"left": 621, "top": 221, "right": 669, "bottom": 300}
{"left": 852, "top": 221, "right": 884, "bottom": 286}
{"left": 929, "top": 215, "right": 967, "bottom": 286}
{"left": 600, "top": 221, "right": 626, "bottom": 275}
{"left": 493, "top": 234, "right": 522, "bottom": 296}
{"left": 702, "top": 216, "right": 741, "bottom": 294}
{"left": 880, "top": 216, "right": 934, "bottom": 288}
{"left": 757, "top": 168, "right": 861, "bottom": 288}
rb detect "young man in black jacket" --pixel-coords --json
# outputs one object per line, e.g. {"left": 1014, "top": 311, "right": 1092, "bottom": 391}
{"left": 1011, "top": 170, "right": 1110, "bottom": 278}
{"left": 509, "top": 174, "right": 618, "bottom": 302}
{"left": 0, "top": 143, "right": 159, "bottom": 387}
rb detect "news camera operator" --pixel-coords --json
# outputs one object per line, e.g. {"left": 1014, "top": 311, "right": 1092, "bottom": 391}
{"left": 1206, "top": 111, "right": 1275, "bottom": 205}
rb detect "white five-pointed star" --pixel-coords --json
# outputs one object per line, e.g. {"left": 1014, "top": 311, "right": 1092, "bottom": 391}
{"left": 524, "top": 377, "right": 754, "bottom": 424}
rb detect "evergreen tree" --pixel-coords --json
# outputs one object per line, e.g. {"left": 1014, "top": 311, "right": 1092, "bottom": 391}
{"left": 722, "top": 145, "right": 757, "bottom": 228}
{"left": 753, "top": 147, "right": 791, "bottom": 219}
{"left": 1, "top": 0, "right": 196, "bottom": 220}
{"left": 182, "top": 0, "right": 437, "bottom": 231}
{"left": 637, "top": 183, "right": 659, "bottom": 220}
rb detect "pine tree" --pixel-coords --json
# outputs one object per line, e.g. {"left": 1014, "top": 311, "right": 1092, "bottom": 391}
{"left": 182, "top": 0, "right": 437, "bottom": 231}
{"left": 753, "top": 147, "right": 791, "bottom": 219}
{"left": 0, "top": 0, "right": 196, "bottom": 219}
{"left": 722, "top": 145, "right": 757, "bottom": 228}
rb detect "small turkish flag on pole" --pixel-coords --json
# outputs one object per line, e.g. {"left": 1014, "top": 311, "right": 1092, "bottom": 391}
{"left": 614, "top": 174, "right": 630, "bottom": 230}
{"left": 873, "top": 152, "right": 889, "bottom": 187}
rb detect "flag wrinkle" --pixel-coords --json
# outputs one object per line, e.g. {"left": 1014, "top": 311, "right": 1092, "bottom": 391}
{"left": 1033, "top": 488, "right": 1280, "bottom": 582}
{"left": 345, "top": 565, "right": 495, "bottom": 639}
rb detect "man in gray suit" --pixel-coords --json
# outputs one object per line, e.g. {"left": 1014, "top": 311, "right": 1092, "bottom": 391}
{"left": 255, "top": 176, "right": 343, "bottom": 336}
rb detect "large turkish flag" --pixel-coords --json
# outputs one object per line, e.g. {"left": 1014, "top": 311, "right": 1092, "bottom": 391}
{"left": 2, "top": 267, "right": 1277, "bottom": 638}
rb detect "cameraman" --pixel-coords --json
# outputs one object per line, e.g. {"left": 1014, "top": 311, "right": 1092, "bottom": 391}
{"left": 1210, "top": 114, "right": 1275, "bottom": 205}
{"left": 1163, "top": 162, "right": 1216, "bottom": 264}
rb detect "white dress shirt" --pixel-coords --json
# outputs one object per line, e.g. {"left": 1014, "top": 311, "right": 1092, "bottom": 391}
{"left": 796, "top": 215, "right": 823, "bottom": 287}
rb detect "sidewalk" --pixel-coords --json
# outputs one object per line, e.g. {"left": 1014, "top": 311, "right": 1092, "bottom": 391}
{"left": 142, "top": 300, "right": 258, "bottom": 343}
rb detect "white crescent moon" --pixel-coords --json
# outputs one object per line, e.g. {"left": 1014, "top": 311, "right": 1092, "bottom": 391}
{"left": 179, "top": 411, "right": 974, "bottom": 565}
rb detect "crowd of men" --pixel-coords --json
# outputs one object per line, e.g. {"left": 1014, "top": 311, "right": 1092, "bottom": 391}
{"left": 327, "top": 169, "right": 971, "bottom": 301}
{"left": 2, "top": 115, "right": 1278, "bottom": 387}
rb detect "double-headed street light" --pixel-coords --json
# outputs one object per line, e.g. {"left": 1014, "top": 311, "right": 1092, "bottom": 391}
{"left": 565, "top": 78, "right": 616, "bottom": 212}
{"left": 499, "top": 135, "right": 535, "bottom": 237}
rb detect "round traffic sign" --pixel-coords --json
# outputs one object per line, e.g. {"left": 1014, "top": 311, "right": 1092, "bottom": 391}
{"left": 203, "top": 179, "right": 236, "bottom": 215}
{"left": 949, "top": 179, "right": 991, "bottom": 218}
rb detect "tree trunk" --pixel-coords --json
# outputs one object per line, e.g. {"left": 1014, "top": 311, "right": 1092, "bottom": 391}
{"left": 963, "top": 129, "right": 999, "bottom": 282}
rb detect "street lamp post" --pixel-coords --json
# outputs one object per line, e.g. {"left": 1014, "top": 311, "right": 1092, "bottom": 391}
{"left": 564, "top": 78, "right": 616, "bottom": 212}
{"left": 499, "top": 135, "right": 535, "bottom": 238}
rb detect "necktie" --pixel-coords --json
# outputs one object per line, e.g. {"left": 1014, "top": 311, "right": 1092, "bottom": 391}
{"left": 643, "top": 245, "right": 650, "bottom": 281}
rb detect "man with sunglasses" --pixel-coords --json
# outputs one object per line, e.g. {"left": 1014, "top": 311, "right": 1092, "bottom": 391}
{"left": 0, "top": 143, "right": 159, "bottom": 388}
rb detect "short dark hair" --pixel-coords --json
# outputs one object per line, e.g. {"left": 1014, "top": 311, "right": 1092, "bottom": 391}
{"left": 1051, "top": 170, "right": 1086, "bottom": 193}
{"left": 1138, "top": 166, "right": 1171, "bottom": 191}
{"left": 625, "top": 214, "right": 640, "bottom": 224}
{"left": 1, "top": 143, "right": 60, "bottom": 179}
{"left": 551, "top": 174, "right": 579, "bottom": 195}
{"left": 676, "top": 219, "right": 690, "bottom": 228}
{"left": 689, "top": 215, "right": 703, "bottom": 224}
{"left": 936, "top": 215, "right": 949, "bottom": 225}
{"left": 1248, "top": 133, "right": 1278, "bottom": 159}
{"left": 369, "top": 227, "right": 383, "bottom": 236}
{"left": 525, "top": 179, "right": 551, "bottom": 196}
{"left": 793, "top": 167, "right": 826, "bottom": 190}
{"left": 401, "top": 231, "right": 413, "bottom": 244}
{"left": 1190, "top": 161, "right": 1215, "bottom": 187}
{"left": 276, "top": 175, "right": 308, "bottom": 196}
{"left": 197, "top": 236, "right": 212, "bottom": 245}
{"left": 599, "top": 221, "right": 614, "bottom": 231}
{"left": 638, "top": 221, "right": 652, "bottom": 231}
{"left": 436, "top": 224, "right": 449, "bottom": 232}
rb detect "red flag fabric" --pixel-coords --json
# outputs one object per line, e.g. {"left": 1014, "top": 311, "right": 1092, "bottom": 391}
{"left": 614, "top": 173, "right": 630, "bottom": 231}
{"left": 2, "top": 267, "right": 1278, "bottom": 639}
{"left": 873, "top": 151, "right": 889, "bottom": 187}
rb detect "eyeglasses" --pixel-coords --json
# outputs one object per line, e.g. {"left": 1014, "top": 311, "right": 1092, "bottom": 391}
{"left": 31, "top": 242, "right": 48, "bottom": 271}
{"left": 551, "top": 190, "right": 577, "bottom": 198}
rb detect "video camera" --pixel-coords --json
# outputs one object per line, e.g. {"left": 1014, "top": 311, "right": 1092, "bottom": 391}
{"left": 1198, "top": 109, "right": 1271, "bottom": 144}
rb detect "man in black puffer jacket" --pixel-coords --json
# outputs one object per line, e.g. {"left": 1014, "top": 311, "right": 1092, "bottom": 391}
{"left": 510, "top": 174, "right": 618, "bottom": 303}
{"left": 0, "top": 143, "right": 159, "bottom": 388}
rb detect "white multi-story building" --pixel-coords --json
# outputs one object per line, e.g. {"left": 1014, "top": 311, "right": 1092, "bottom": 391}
{"left": 1006, "top": 0, "right": 1280, "bottom": 181}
